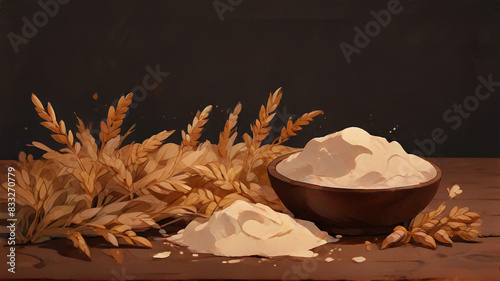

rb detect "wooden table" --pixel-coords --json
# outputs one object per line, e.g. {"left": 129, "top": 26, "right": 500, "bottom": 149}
{"left": 1, "top": 158, "right": 499, "bottom": 280}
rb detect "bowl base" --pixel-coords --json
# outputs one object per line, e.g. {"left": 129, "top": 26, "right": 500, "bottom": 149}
{"left": 319, "top": 220, "right": 411, "bottom": 236}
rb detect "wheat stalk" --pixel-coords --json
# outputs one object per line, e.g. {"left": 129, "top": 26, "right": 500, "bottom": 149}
{"left": 240, "top": 88, "right": 283, "bottom": 159}
{"left": 182, "top": 105, "right": 212, "bottom": 147}
{"left": 218, "top": 103, "right": 241, "bottom": 158}
{"left": 31, "top": 94, "right": 85, "bottom": 171}
{"left": 238, "top": 89, "right": 283, "bottom": 183}
{"left": 248, "top": 88, "right": 282, "bottom": 151}
{"left": 382, "top": 185, "right": 482, "bottom": 250}
{"left": 129, "top": 130, "right": 175, "bottom": 166}
{"left": 119, "top": 124, "right": 136, "bottom": 147}
{"left": 99, "top": 93, "right": 133, "bottom": 150}
{"left": 272, "top": 110, "right": 324, "bottom": 145}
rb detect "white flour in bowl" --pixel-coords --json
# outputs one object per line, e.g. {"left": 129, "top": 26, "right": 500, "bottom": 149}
{"left": 276, "top": 127, "right": 436, "bottom": 188}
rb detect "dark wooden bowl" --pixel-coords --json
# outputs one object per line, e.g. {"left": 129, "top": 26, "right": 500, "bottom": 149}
{"left": 267, "top": 153, "right": 442, "bottom": 235}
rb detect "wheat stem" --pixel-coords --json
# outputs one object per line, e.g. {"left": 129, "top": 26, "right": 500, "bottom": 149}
{"left": 218, "top": 103, "right": 241, "bottom": 159}
{"left": 239, "top": 88, "right": 282, "bottom": 181}
{"left": 31, "top": 94, "right": 86, "bottom": 171}
{"left": 272, "top": 110, "right": 324, "bottom": 145}
{"left": 99, "top": 93, "right": 133, "bottom": 152}
{"left": 182, "top": 105, "right": 212, "bottom": 147}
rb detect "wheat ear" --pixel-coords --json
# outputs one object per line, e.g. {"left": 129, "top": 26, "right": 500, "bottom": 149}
{"left": 247, "top": 88, "right": 282, "bottom": 150}
{"left": 182, "top": 105, "right": 212, "bottom": 147}
{"left": 239, "top": 88, "right": 282, "bottom": 182}
{"left": 31, "top": 93, "right": 85, "bottom": 171}
{"left": 272, "top": 110, "right": 324, "bottom": 145}
{"left": 99, "top": 93, "right": 133, "bottom": 150}
{"left": 218, "top": 103, "right": 241, "bottom": 158}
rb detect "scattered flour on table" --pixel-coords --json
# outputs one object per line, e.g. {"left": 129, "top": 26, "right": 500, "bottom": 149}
{"left": 152, "top": 251, "right": 171, "bottom": 259}
{"left": 352, "top": 256, "right": 366, "bottom": 263}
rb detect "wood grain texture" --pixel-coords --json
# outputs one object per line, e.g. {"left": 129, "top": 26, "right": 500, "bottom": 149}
{"left": 0, "top": 158, "right": 499, "bottom": 280}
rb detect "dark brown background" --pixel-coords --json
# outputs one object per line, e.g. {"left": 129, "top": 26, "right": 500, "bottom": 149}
{"left": 1, "top": 0, "right": 499, "bottom": 160}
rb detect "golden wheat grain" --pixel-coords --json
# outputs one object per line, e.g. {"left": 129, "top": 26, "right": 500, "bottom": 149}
{"left": 383, "top": 186, "right": 482, "bottom": 250}
{"left": 250, "top": 88, "right": 282, "bottom": 150}
{"left": 129, "top": 130, "right": 174, "bottom": 165}
{"left": 31, "top": 94, "right": 85, "bottom": 171}
{"left": 218, "top": 103, "right": 241, "bottom": 158}
{"left": 182, "top": 105, "right": 212, "bottom": 147}
{"left": 273, "top": 110, "right": 324, "bottom": 145}
{"left": 99, "top": 93, "right": 133, "bottom": 149}
{"left": 237, "top": 89, "right": 283, "bottom": 184}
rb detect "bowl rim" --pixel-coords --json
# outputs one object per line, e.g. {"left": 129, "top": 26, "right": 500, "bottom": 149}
{"left": 268, "top": 152, "right": 442, "bottom": 193}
